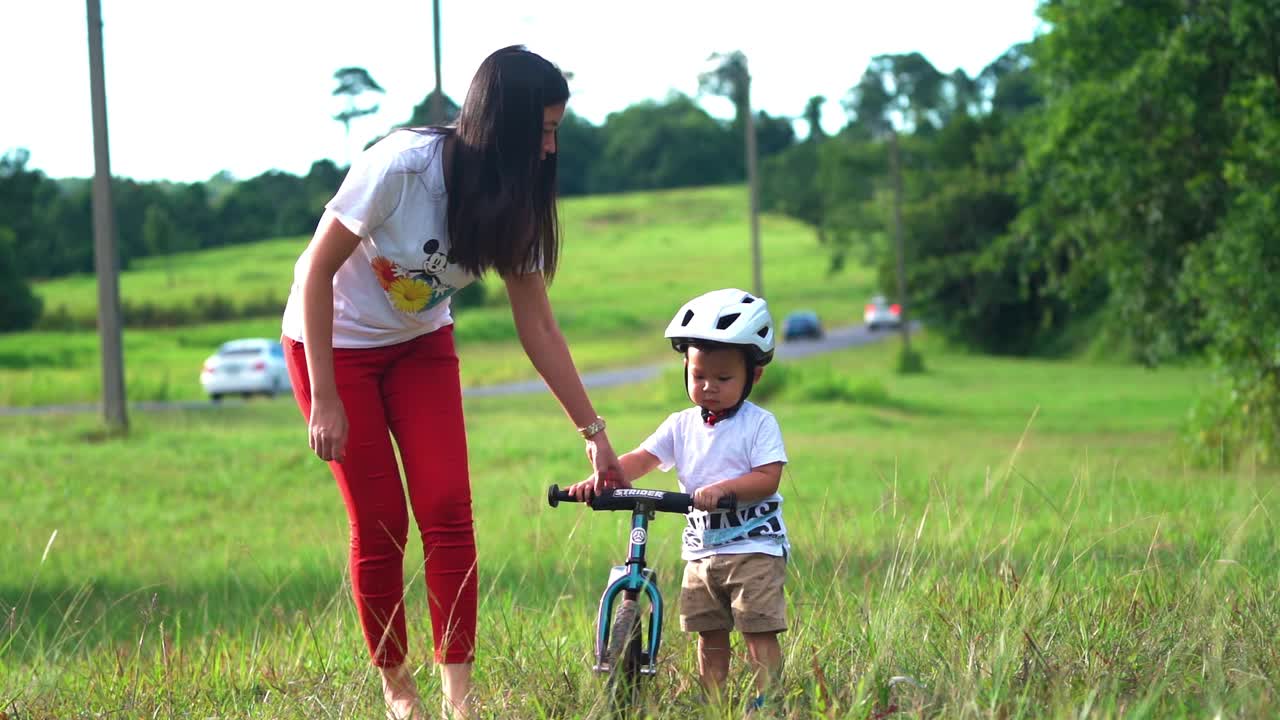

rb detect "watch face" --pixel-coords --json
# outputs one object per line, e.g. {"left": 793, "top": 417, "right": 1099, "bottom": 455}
{"left": 581, "top": 418, "right": 605, "bottom": 437}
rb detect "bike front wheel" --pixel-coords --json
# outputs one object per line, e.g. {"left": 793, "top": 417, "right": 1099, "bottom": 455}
{"left": 605, "top": 598, "right": 644, "bottom": 718}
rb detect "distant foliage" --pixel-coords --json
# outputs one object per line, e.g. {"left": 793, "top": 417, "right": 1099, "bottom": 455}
{"left": 36, "top": 292, "right": 285, "bottom": 331}
{"left": 1022, "top": 0, "right": 1280, "bottom": 462}
{"left": 0, "top": 152, "right": 343, "bottom": 282}
{"left": 0, "top": 226, "right": 41, "bottom": 332}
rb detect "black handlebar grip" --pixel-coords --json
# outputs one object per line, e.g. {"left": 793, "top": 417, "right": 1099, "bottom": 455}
{"left": 547, "top": 484, "right": 578, "bottom": 508}
{"left": 718, "top": 493, "right": 738, "bottom": 512}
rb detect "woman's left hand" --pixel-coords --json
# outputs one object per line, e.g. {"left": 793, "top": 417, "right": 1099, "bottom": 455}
{"left": 585, "top": 432, "right": 627, "bottom": 494}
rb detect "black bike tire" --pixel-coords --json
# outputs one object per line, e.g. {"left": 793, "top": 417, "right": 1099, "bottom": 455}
{"left": 605, "top": 599, "right": 644, "bottom": 718}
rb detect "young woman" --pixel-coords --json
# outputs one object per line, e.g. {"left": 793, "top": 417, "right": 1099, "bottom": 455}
{"left": 281, "top": 45, "right": 624, "bottom": 719}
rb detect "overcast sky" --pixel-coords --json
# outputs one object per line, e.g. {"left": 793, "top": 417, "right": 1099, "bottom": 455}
{"left": 2, "top": 0, "right": 1045, "bottom": 183}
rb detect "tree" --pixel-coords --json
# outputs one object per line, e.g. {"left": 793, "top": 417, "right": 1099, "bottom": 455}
{"left": 753, "top": 110, "right": 796, "bottom": 158}
{"left": 979, "top": 43, "right": 1041, "bottom": 115}
{"left": 332, "top": 67, "right": 384, "bottom": 141}
{"left": 844, "top": 53, "right": 955, "bottom": 365}
{"left": 845, "top": 53, "right": 950, "bottom": 136}
{"left": 554, "top": 110, "right": 605, "bottom": 196}
{"left": 700, "top": 50, "right": 764, "bottom": 297}
{"left": 891, "top": 113, "right": 1061, "bottom": 354}
{"left": 404, "top": 89, "right": 460, "bottom": 128}
{"left": 803, "top": 96, "right": 826, "bottom": 142}
{"left": 1019, "top": 0, "right": 1280, "bottom": 461}
{"left": 142, "top": 204, "right": 181, "bottom": 285}
{"left": 304, "top": 159, "right": 345, "bottom": 216}
{"left": 0, "top": 226, "right": 42, "bottom": 332}
{"left": 0, "top": 149, "right": 53, "bottom": 273}
{"left": 593, "top": 95, "right": 739, "bottom": 192}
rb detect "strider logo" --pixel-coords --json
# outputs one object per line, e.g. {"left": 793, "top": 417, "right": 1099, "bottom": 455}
{"left": 630, "top": 527, "right": 648, "bottom": 545}
{"left": 613, "top": 489, "right": 665, "bottom": 499}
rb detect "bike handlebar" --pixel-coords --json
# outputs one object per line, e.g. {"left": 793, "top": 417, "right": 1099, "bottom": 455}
{"left": 547, "top": 485, "right": 736, "bottom": 513}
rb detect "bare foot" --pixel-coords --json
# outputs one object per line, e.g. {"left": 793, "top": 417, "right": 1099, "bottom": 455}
{"left": 381, "top": 664, "right": 425, "bottom": 720}
{"left": 440, "top": 662, "right": 473, "bottom": 719}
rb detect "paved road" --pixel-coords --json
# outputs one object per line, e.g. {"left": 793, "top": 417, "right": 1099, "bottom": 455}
{"left": 1, "top": 323, "right": 914, "bottom": 415}
{"left": 468, "top": 322, "right": 906, "bottom": 396}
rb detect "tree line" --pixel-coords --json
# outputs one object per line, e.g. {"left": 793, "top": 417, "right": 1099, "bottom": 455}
{"left": 1, "top": 0, "right": 1276, "bottom": 458}
{"left": 763, "top": 0, "right": 1276, "bottom": 463}
{"left": 0, "top": 72, "right": 798, "bottom": 330}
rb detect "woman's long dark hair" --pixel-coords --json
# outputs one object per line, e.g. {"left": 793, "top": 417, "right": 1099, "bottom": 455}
{"left": 434, "top": 45, "right": 570, "bottom": 281}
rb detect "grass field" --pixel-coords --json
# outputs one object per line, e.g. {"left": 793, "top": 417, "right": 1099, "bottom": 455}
{"left": 2, "top": 185, "right": 873, "bottom": 406}
{"left": 2, "top": 333, "right": 1276, "bottom": 719}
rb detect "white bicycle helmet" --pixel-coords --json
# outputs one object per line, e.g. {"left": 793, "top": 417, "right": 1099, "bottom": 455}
{"left": 665, "top": 288, "right": 775, "bottom": 366}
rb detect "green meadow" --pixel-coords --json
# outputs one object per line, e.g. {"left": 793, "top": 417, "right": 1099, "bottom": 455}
{"left": 3, "top": 185, "right": 1277, "bottom": 718}
{"left": 3, "top": 186, "right": 873, "bottom": 407}
{"left": 3, "top": 333, "right": 1277, "bottom": 718}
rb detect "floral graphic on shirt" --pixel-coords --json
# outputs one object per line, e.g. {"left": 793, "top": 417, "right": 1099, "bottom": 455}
{"left": 387, "top": 277, "right": 432, "bottom": 313}
{"left": 371, "top": 248, "right": 459, "bottom": 315}
{"left": 371, "top": 256, "right": 398, "bottom": 290}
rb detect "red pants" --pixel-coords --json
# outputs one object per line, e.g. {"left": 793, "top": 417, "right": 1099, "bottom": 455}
{"left": 284, "top": 326, "right": 477, "bottom": 666}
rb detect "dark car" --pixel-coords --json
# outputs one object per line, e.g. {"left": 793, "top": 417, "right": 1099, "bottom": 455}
{"left": 783, "top": 310, "right": 824, "bottom": 341}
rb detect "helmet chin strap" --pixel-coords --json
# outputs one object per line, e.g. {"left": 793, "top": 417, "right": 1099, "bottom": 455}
{"left": 686, "top": 359, "right": 757, "bottom": 426}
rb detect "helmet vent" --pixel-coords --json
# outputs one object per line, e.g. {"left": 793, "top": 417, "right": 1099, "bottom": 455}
{"left": 681, "top": 309, "right": 695, "bottom": 327}
{"left": 742, "top": 295, "right": 755, "bottom": 303}
{"left": 757, "top": 326, "right": 769, "bottom": 339}
{"left": 716, "top": 313, "right": 740, "bottom": 330}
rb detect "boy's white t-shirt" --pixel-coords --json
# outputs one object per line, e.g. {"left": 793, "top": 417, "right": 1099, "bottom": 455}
{"left": 282, "top": 130, "right": 478, "bottom": 348}
{"left": 640, "top": 401, "right": 790, "bottom": 561}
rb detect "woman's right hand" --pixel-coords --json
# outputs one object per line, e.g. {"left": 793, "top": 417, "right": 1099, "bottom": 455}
{"left": 566, "top": 478, "right": 597, "bottom": 502}
{"left": 309, "top": 394, "right": 349, "bottom": 463}
{"left": 584, "top": 432, "right": 626, "bottom": 496}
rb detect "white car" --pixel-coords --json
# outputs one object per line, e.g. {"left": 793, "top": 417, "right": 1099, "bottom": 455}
{"left": 200, "top": 338, "right": 292, "bottom": 401}
{"left": 863, "top": 295, "right": 902, "bottom": 331}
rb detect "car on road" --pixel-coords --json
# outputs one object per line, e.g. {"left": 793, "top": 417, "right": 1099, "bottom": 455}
{"left": 864, "top": 295, "right": 902, "bottom": 331}
{"left": 200, "top": 338, "right": 291, "bottom": 401}
{"left": 782, "top": 310, "right": 824, "bottom": 341}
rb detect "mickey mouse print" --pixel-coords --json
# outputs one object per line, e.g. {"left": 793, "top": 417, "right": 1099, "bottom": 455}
{"left": 370, "top": 238, "right": 465, "bottom": 315}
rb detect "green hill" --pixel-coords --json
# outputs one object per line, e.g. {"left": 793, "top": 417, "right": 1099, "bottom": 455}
{"left": 2, "top": 185, "right": 876, "bottom": 406}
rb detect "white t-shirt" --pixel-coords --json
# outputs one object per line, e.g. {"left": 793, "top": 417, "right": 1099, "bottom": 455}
{"left": 640, "top": 401, "right": 790, "bottom": 561}
{"left": 282, "top": 130, "right": 478, "bottom": 348}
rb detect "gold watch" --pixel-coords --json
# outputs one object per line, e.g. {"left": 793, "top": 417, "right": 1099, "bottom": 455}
{"left": 578, "top": 416, "right": 606, "bottom": 439}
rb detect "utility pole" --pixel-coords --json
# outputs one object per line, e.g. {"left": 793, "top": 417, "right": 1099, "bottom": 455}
{"left": 887, "top": 127, "right": 912, "bottom": 356}
{"left": 86, "top": 0, "right": 128, "bottom": 431}
{"left": 430, "top": 0, "right": 445, "bottom": 124}
{"left": 743, "top": 70, "right": 763, "bottom": 299}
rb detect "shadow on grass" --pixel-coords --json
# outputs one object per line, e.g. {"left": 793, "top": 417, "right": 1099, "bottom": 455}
{"left": 2, "top": 571, "right": 346, "bottom": 664}
{"left": 6, "top": 531, "right": 1274, "bottom": 668}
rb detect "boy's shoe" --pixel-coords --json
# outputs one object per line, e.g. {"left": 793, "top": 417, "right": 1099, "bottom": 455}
{"left": 744, "top": 695, "right": 767, "bottom": 715}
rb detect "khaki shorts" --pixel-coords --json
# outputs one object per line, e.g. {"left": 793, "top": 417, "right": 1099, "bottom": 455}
{"left": 679, "top": 552, "right": 787, "bottom": 634}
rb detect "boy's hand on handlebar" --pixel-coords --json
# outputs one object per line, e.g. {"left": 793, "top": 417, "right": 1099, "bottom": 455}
{"left": 693, "top": 484, "right": 730, "bottom": 512}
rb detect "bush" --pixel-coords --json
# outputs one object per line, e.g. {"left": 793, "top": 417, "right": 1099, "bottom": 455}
{"left": 0, "top": 227, "right": 42, "bottom": 333}
{"left": 655, "top": 362, "right": 895, "bottom": 411}
{"left": 751, "top": 363, "right": 792, "bottom": 404}
{"left": 1184, "top": 371, "right": 1279, "bottom": 469}
{"left": 451, "top": 279, "right": 488, "bottom": 312}
{"left": 34, "top": 304, "right": 77, "bottom": 331}
{"left": 897, "top": 346, "right": 926, "bottom": 374}
{"left": 799, "top": 369, "right": 891, "bottom": 406}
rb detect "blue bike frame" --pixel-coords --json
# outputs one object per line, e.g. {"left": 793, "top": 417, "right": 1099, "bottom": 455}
{"left": 593, "top": 499, "right": 663, "bottom": 676}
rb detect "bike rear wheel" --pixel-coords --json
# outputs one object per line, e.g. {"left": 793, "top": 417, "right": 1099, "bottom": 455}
{"left": 605, "top": 598, "right": 644, "bottom": 718}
